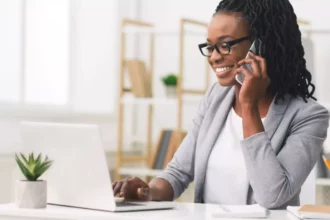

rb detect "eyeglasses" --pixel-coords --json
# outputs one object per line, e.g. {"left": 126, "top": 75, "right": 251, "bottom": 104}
{"left": 198, "top": 36, "right": 251, "bottom": 57}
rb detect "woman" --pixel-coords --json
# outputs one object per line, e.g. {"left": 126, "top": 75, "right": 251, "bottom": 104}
{"left": 112, "top": 0, "right": 329, "bottom": 209}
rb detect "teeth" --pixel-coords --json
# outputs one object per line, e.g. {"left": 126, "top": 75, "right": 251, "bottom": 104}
{"left": 216, "top": 66, "right": 232, "bottom": 73}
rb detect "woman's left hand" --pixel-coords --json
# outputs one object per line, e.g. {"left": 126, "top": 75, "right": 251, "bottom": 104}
{"left": 236, "top": 52, "right": 270, "bottom": 106}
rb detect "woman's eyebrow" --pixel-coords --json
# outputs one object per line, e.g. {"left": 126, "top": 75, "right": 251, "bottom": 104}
{"left": 206, "top": 35, "right": 236, "bottom": 43}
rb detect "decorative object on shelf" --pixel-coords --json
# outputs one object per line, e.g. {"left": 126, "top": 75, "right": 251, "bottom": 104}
{"left": 161, "top": 74, "right": 178, "bottom": 98}
{"left": 15, "top": 153, "right": 53, "bottom": 209}
{"left": 126, "top": 59, "right": 152, "bottom": 97}
{"left": 149, "top": 129, "right": 187, "bottom": 169}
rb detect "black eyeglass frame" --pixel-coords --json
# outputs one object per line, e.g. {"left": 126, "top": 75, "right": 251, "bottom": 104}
{"left": 198, "top": 36, "right": 251, "bottom": 57}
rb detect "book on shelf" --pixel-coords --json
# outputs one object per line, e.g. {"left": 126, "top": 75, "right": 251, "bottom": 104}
{"left": 149, "top": 129, "right": 187, "bottom": 169}
{"left": 125, "top": 59, "right": 152, "bottom": 98}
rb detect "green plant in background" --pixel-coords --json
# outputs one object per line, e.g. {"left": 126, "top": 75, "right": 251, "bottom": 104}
{"left": 162, "top": 74, "right": 178, "bottom": 86}
{"left": 15, "top": 153, "right": 53, "bottom": 181}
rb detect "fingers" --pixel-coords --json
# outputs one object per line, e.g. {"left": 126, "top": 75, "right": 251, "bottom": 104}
{"left": 120, "top": 177, "right": 130, "bottom": 197}
{"left": 112, "top": 177, "right": 148, "bottom": 200}
{"left": 137, "top": 187, "right": 151, "bottom": 201}
{"left": 238, "top": 56, "right": 261, "bottom": 77}
{"left": 236, "top": 64, "right": 253, "bottom": 80}
{"left": 113, "top": 181, "right": 123, "bottom": 196}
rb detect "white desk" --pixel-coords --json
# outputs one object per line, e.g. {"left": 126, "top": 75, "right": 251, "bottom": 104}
{"left": 0, "top": 202, "right": 299, "bottom": 220}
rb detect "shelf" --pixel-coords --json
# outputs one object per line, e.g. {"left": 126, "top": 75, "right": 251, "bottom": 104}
{"left": 316, "top": 178, "right": 330, "bottom": 186}
{"left": 118, "top": 167, "right": 163, "bottom": 177}
{"left": 120, "top": 96, "right": 201, "bottom": 105}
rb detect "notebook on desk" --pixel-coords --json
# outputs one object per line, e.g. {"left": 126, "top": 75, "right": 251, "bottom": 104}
{"left": 287, "top": 205, "right": 330, "bottom": 219}
{"left": 209, "top": 204, "right": 268, "bottom": 218}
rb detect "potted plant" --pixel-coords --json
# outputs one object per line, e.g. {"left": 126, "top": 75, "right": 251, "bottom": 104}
{"left": 15, "top": 153, "right": 52, "bottom": 209}
{"left": 161, "top": 73, "right": 178, "bottom": 98}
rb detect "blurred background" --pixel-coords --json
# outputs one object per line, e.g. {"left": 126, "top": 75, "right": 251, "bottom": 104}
{"left": 1, "top": 0, "right": 330, "bottom": 205}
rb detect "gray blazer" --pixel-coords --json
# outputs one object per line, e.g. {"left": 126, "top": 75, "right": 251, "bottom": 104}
{"left": 157, "top": 83, "right": 329, "bottom": 209}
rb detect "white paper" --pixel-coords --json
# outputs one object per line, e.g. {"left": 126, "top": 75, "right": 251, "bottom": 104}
{"left": 211, "top": 204, "right": 268, "bottom": 218}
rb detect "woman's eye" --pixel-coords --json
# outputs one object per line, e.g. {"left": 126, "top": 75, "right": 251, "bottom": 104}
{"left": 219, "top": 43, "right": 228, "bottom": 49}
{"left": 206, "top": 46, "right": 213, "bottom": 51}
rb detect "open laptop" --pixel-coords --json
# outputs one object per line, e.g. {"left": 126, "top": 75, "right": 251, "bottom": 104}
{"left": 19, "top": 121, "right": 175, "bottom": 212}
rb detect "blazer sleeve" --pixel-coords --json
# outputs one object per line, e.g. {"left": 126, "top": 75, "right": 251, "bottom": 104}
{"left": 240, "top": 102, "right": 330, "bottom": 209}
{"left": 156, "top": 83, "right": 217, "bottom": 200}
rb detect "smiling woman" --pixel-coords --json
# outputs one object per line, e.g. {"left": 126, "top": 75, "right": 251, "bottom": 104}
{"left": 200, "top": 13, "right": 252, "bottom": 86}
{"left": 112, "top": 0, "right": 329, "bottom": 210}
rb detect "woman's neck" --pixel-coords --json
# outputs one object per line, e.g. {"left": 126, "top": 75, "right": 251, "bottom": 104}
{"left": 233, "top": 84, "right": 274, "bottom": 118}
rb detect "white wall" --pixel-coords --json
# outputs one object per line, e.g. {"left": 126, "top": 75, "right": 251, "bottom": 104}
{"left": 71, "top": 0, "right": 118, "bottom": 114}
{"left": 0, "top": 0, "right": 22, "bottom": 102}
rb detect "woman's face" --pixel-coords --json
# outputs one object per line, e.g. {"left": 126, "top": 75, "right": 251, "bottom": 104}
{"left": 207, "top": 12, "right": 252, "bottom": 86}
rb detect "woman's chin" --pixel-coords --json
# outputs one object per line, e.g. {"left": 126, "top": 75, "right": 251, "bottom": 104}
{"left": 217, "top": 77, "right": 236, "bottom": 87}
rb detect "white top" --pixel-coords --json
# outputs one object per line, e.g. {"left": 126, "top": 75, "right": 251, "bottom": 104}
{"left": 203, "top": 108, "right": 265, "bottom": 205}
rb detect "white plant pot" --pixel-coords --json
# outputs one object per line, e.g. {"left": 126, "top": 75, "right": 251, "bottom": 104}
{"left": 15, "top": 180, "right": 47, "bottom": 209}
{"left": 165, "top": 86, "right": 177, "bottom": 98}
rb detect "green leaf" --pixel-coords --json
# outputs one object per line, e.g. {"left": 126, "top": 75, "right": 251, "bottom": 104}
{"left": 34, "top": 157, "right": 49, "bottom": 172}
{"left": 35, "top": 153, "right": 42, "bottom": 165}
{"left": 30, "top": 153, "right": 42, "bottom": 176}
{"left": 19, "top": 153, "right": 29, "bottom": 167}
{"left": 39, "top": 160, "right": 52, "bottom": 171}
{"left": 15, "top": 155, "right": 35, "bottom": 181}
{"left": 34, "top": 163, "right": 52, "bottom": 180}
{"left": 34, "top": 161, "right": 52, "bottom": 180}
{"left": 29, "top": 153, "right": 33, "bottom": 164}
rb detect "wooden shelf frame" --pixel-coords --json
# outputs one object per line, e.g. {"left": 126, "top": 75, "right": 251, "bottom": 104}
{"left": 115, "top": 18, "right": 211, "bottom": 180}
{"left": 115, "top": 18, "right": 155, "bottom": 180}
{"left": 177, "top": 18, "right": 211, "bottom": 131}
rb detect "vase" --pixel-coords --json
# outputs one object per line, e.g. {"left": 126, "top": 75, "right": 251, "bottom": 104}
{"left": 165, "top": 86, "right": 177, "bottom": 98}
{"left": 15, "top": 180, "right": 47, "bottom": 209}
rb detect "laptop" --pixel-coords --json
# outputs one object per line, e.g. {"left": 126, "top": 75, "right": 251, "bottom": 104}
{"left": 19, "top": 121, "right": 175, "bottom": 212}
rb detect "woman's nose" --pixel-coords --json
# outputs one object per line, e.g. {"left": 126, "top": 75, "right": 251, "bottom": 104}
{"left": 209, "top": 49, "right": 224, "bottom": 64}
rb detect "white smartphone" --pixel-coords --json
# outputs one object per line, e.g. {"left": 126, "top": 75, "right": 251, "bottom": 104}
{"left": 235, "top": 38, "right": 263, "bottom": 85}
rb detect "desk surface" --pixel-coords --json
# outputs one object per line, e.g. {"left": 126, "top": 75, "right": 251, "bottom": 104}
{"left": 0, "top": 202, "right": 299, "bottom": 220}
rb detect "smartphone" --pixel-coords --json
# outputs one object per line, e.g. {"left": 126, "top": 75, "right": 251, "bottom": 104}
{"left": 235, "top": 38, "right": 263, "bottom": 85}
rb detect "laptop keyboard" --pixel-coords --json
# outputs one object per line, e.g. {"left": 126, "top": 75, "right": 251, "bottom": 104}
{"left": 116, "top": 202, "right": 145, "bottom": 207}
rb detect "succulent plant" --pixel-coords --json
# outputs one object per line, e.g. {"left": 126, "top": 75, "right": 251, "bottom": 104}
{"left": 15, "top": 153, "right": 53, "bottom": 181}
{"left": 162, "top": 74, "right": 178, "bottom": 86}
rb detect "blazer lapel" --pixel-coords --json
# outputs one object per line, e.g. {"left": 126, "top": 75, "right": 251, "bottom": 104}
{"left": 194, "top": 86, "right": 235, "bottom": 201}
{"left": 263, "top": 94, "right": 291, "bottom": 142}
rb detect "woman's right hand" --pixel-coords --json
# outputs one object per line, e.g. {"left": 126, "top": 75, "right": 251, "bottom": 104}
{"left": 112, "top": 177, "right": 151, "bottom": 201}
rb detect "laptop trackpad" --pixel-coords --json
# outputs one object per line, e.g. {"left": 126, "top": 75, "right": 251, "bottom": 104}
{"left": 116, "top": 202, "right": 145, "bottom": 207}
{"left": 115, "top": 198, "right": 145, "bottom": 207}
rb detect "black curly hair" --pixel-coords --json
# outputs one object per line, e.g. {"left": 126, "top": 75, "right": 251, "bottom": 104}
{"left": 215, "top": 0, "right": 316, "bottom": 103}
